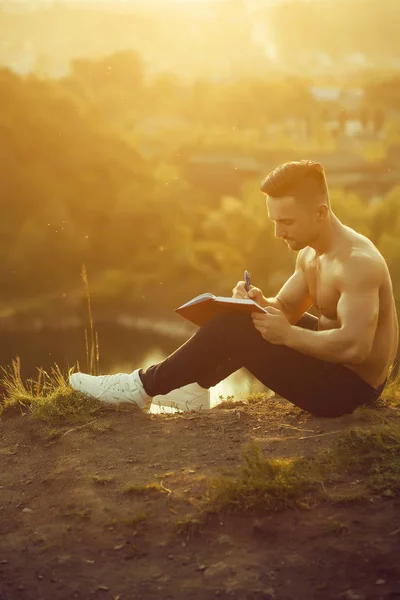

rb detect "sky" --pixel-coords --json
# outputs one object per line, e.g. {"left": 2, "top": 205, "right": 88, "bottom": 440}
{"left": 13, "top": 0, "right": 225, "bottom": 4}
{"left": 11, "top": 0, "right": 305, "bottom": 6}
{"left": 4, "top": 0, "right": 295, "bottom": 8}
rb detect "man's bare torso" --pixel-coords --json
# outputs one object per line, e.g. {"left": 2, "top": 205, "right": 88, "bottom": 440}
{"left": 301, "top": 227, "right": 399, "bottom": 388}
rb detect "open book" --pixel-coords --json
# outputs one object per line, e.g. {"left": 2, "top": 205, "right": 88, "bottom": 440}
{"left": 175, "top": 293, "right": 267, "bottom": 327}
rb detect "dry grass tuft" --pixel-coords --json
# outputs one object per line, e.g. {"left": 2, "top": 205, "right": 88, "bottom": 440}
{"left": 205, "top": 441, "right": 321, "bottom": 513}
{"left": 121, "top": 482, "right": 166, "bottom": 495}
{"left": 0, "top": 357, "right": 106, "bottom": 425}
{"left": 377, "top": 364, "right": 400, "bottom": 408}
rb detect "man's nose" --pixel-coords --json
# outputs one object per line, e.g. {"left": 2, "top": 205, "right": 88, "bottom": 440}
{"left": 275, "top": 225, "right": 286, "bottom": 239}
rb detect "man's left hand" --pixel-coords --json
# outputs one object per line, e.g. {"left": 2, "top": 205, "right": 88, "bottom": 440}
{"left": 251, "top": 307, "right": 292, "bottom": 345}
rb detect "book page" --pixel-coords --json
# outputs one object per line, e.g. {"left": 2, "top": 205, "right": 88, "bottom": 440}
{"left": 177, "top": 293, "right": 215, "bottom": 309}
{"left": 214, "top": 296, "right": 267, "bottom": 311}
{"left": 215, "top": 296, "right": 255, "bottom": 305}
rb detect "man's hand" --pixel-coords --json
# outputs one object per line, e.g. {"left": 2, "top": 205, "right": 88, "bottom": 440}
{"left": 232, "top": 281, "right": 265, "bottom": 305}
{"left": 232, "top": 280, "right": 250, "bottom": 299}
{"left": 251, "top": 307, "right": 292, "bottom": 345}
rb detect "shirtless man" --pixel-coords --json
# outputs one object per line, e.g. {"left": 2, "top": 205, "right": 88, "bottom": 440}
{"left": 70, "top": 160, "right": 398, "bottom": 417}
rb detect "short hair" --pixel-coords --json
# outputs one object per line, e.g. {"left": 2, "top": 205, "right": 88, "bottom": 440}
{"left": 260, "top": 160, "right": 329, "bottom": 204}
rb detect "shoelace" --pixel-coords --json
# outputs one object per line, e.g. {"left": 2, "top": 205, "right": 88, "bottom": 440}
{"left": 98, "top": 372, "right": 148, "bottom": 407}
{"left": 99, "top": 373, "right": 131, "bottom": 391}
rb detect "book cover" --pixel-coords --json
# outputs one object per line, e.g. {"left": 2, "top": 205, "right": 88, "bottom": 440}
{"left": 175, "top": 293, "right": 266, "bottom": 327}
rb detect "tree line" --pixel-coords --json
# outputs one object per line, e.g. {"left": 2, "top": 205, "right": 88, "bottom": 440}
{"left": 1, "top": 57, "right": 400, "bottom": 323}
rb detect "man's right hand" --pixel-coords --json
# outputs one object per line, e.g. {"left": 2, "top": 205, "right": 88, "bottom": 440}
{"left": 232, "top": 281, "right": 265, "bottom": 305}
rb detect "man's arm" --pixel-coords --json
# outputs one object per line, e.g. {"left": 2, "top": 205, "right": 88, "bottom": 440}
{"left": 284, "top": 254, "right": 382, "bottom": 364}
{"left": 263, "top": 250, "right": 313, "bottom": 324}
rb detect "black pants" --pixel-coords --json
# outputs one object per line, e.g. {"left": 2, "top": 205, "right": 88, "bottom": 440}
{"left": 140, "top": 313, "right": 385, "bottom": 417}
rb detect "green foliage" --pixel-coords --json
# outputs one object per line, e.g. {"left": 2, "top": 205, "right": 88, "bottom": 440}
{"left": 2, "top": 59, "right": 400, "bottom": 324}
{"left": 205, "top": 421, "right": 400, "bottom": 514}
{"left": 205, "top": 441, "right": 321, "bottom": 513}
{"left": 326, "top": 424, "right": 400, "bottom": 496}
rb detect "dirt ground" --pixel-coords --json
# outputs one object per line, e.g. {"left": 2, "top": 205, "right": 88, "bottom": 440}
{"left": 1, "top": 396, "right": 400, "bottom": 600}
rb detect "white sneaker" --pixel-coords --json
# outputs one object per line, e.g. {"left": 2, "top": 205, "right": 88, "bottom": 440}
{"left": 69, "top": 369, "right": 152, "bottom": 410}
{"left": 153, "top": 382, "right": 211, "bottom": 412}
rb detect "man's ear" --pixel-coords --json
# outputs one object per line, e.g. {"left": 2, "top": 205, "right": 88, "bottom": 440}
{"left": 317, "top": 203, "right": 329, "bottom": 221}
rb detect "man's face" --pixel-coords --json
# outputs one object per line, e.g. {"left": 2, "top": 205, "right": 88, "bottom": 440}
{"left": 266, "top": 195, "right": 319, "bottom": 251}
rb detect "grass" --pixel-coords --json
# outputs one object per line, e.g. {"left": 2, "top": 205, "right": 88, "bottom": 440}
{"left": 213, "top": 391, "right": 276, "bottom": 410}
{"left": 121, "top": 482, "right": 166, "bottom": 495}
{"left": 203, "top": 419, "right": 400, "bottom": 515}
{"left": 0, "top": 357, "right": 106, "bottom": 425}
{"left": 81, "top": 264, "right": 100, "bottom": 376}
{"left": 0, "top": 265, "right": 103, "bottom": 425}
{"left": 204, "top": 441, "right": 322, "bottom": 513}
{"left": 92, "top": 475, "right": 115, "bottom": 485}
{"left": 325, "top": 422, "right": 400, "bottom": 496}
{"left": 377, "top": 364, "right": 400, "bottom": 407}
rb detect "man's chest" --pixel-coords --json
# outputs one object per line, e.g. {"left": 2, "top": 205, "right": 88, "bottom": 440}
{"left": 304, "top": 256, "right": 341, "bottom": 319}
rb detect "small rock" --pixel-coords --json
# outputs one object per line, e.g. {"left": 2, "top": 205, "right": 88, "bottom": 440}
{"left": 167, "top": 554, "right": 174, "bottom": 560}
{"left": 37, "top": 575, "right": 44, "bottom": 580}
{"left": 197, "top": 565, "right": 207, "bottom": 571}
{"left": 97, "top": 585, "right": 109, "bottom": 591}
{"left": 22, "top": 508, "right": 33, "bottom": 513}
{"left": 114, "top": 545, "right": 124, "bottom": 551}
{"left": 0, "top": 560, "right": 8, "bottom": 565}
{"left": 376, "top": 579, "right": 386, "bottom": 585}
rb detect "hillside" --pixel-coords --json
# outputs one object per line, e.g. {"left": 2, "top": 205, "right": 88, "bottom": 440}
{"left": 1, "top": 389, "right": 400, "bottom": 600}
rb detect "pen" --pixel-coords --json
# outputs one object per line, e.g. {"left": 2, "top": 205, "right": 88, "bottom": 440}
{"left": 244, "top": 270, "right": 251, "bottom": 293}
